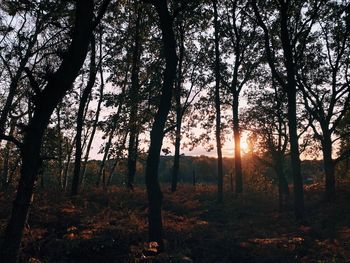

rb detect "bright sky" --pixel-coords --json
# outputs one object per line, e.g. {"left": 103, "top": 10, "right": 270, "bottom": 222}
{"left": 88, "top": 124, "right": 250, "bottom": 160}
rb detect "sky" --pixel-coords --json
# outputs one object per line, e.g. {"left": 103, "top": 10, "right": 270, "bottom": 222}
{"left": 88, "top": 125, "right": 250, "bottom": 160}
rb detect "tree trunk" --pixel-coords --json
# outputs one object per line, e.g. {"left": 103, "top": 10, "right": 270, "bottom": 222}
{"left": 213, "top": 0, "right": 224, "bottom": 203}
{"left": 97, "top": 122, "right": 117, "bottom": 187}
{"left": 279, "top": 3, "right": 304, "bottom": 221}
{"left": 322, "top": 134, "right": 335, "bottom": 200}
{"left": 252, "top": 0, "right": 305, "bottom": 221}
{"left": 0, "top": 29, "right": 39, "bottom": 137}
{"left": 275, "top": 156, "right": 289, "bottom": 210}
{"left": 127, "top": 4, "right": 142, "bottom": 190}
{"left": 71, "top": 36, "right": 97, "bottom": 196}
{"left": 63, "top": 136, "right": 74, "bottom": 192}
{"left": 171, "top": 22, "right": 185, "bottom": 193}
{"left": 0, "top": 2, "right": 95, "bottom": 261}
{"left": 233, "top": 97, "right": 243, "bottom": 194}
{"left": 56, "top": 106, "right": 64, "bottom": 189}
{"left": 108, "top": 131, "right": 128, "bottom": 186}
{"left": 107, "top": 157, "right": 119, "bottom": 186}
{"left": 96, "top": 68, "right": 128, "bottom": 187}
{"left": 1, "top": 120, "right": 16, "bottom": 189}
{"left": 171, "top": 121, "right": 181, "bottom": 192}
{"left": 81, "top": 31, "right": 105, "bottom": 186}
{"left": 287, "top": 93, "right": 304, "bottom": 220}
{"left": 145, "top": 0, "right": 177, "bottom": 246}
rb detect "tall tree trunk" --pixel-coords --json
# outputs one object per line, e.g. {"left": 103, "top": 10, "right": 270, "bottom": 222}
{"left": 286, "top": 90, "right": 304, "bottom": 220}
{"left": 171, "top": 121, "right": 181, "bottom": 192}
{"left": 171, "top": 22, "right": 185, "bottom": 193}
{"left": 96, "top": 126, "right": 114, "bottom": 187}
{"left": 1, "top": 120, "right": 16, "bottom": 189}
{"left": 252, "top": 0, "right": 305, "bottom": 221}
{"left": 322, "top": 133, "right": 335, "bottom": 200}
{"left": 71, "top": 36, "right": 97, "bottom": 196}
{"left": 81, "top": 29, "right": 105, "bottom": 186}
{"left": 127, "top": 4, "right": 142, "bottom": 190}
{"left": 213, "top": 0, "right": 224, "bottom": 203}
{"left": 145, "top": 0, "right": 177, "bottom": 246}
{"left": 63, "top": 136, "right": 75, "bottom": 191}
{"left": 56, "top": 106, "right": 64, "bottom": 189}
{"left": 233, "top": 96, "right": 243, "bottom": 194}
{"left": 0, "top": 2, "right": 96, "bottom": 261}
{"left": 280, "top": 4, "right": 304, "bottom": 220}
{"left": 108, "top": 131, "right": 128, "bottom": 186}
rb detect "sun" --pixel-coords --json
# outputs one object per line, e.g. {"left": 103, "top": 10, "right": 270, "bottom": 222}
{"left": 240, "top": 139, "right": 249, "bottom": 154}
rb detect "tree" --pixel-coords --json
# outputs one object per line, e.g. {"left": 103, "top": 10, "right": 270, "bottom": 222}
{"left": 96, "top": 70, "right": 128, "bottom": 187}
{"left": 80, "top": 28, "right": 106, "bottom": 186}
{"left": 170, "top": 6, "right": 207, "bottom": 192}
{"left": 221, "top": 0, "right": 259, "bottom": 195}
{"left": 143, "top": 0, "right": 178, "bottom": 248}
{"left": 71, "top": 36, "right": 97, "bottom": 196}
{"left": 213, "top": 0, "right": 224, "bottom": 203}
{"left": 242, "top": 83, "right": 290, "bottom": 210}
{"left": 298, "top": 1, "right": 350, "bottom": 200}
{"left": 0, "top": 1, "right": 110, "bottom": 261}
{"left": 251, "top": 0, "right": 322, "bottom": 221}
{"left": 127, "top": 1, "right": 143, "bottom": 190}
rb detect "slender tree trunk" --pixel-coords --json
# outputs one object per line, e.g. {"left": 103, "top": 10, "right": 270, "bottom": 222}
{"left": 81, "top": 31, "right": 105, "bottom": 186}
{"left": 145, "top": 0, "right": 177, "bottom": 246}
{"left": 108, "top": 157, "right": 119, "bottom": 186}
{"left": 233, "top": 97, "right": 243, "bottom": 194}
{"left": 1, "top": 120, "right": 16, "bottom": 189}
{"left": 127, "top": 5, "right": 142, "bottom": 190}
{"left": 322, "top": 134, "right": 335, "bottom": 200}
{"left": 8, "top": 156, "right": 20, "bottom": 187}
{"left": 108, "top": 131, "right": 128, "bottom": 186}
{"left": 0, "top": 2, "right": 95, "bottom": 261}
{"left": 81, "top": 75, "right": 104, "bottom": 186}
{"left": 0, "top": 30, "right": 38, "bottom": 137}
{"left": 213, "top": 0, "right": 224, "bottom": 203}
{"left": 96, "top": 122, "right": 118, "bottom": 187}
{"left": 252, "top": 0, "right": 304, "bottom": 221}
{"left": 63, "top": 137, "right": 74, "bottom": 192}
{"left": 171, "top": 121, "right": 181, "bottom": 192}
{"left": 171, "top": 23, "right": 185, "bottom": 193}
{"left": 96, "top": 68, "right": 128, "bottom": 187}
{"left": 71, "top": 36, "right": 97, "bottom": 196}
{"left": 56, "top": 106, "right": 64, "bottom": 189}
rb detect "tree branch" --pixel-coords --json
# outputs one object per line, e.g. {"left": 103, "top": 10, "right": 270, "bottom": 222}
{"left": 0, "top": 134, "right": 23, "bottom": 149}
{"left": 24, "top": 67, "right": 41, "bottom": 96}
{"left": 93, "top": 0, "right": 112, "bottom": 29}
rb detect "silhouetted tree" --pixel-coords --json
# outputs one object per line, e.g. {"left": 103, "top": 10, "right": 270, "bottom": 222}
{"left": 0, "top": 1, "right": 110, "bottom": 261}
{"left": 143, "top": 0, "right": 178, "bottom": 248}
{"left": 251, "top": 0, "right": 322, "bottom": 221}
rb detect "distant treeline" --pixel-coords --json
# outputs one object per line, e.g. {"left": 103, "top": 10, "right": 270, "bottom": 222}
{"left": 72, "top": 155, "right": 325, "bottom": 188}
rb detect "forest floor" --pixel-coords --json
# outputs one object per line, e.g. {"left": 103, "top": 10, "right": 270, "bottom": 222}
{"left": 1, "top": 181, "right": 350, "bottom": 263}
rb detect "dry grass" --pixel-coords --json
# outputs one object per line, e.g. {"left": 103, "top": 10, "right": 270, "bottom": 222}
{"left": 1, "top": 181, "right": 350, "bottom": 262}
